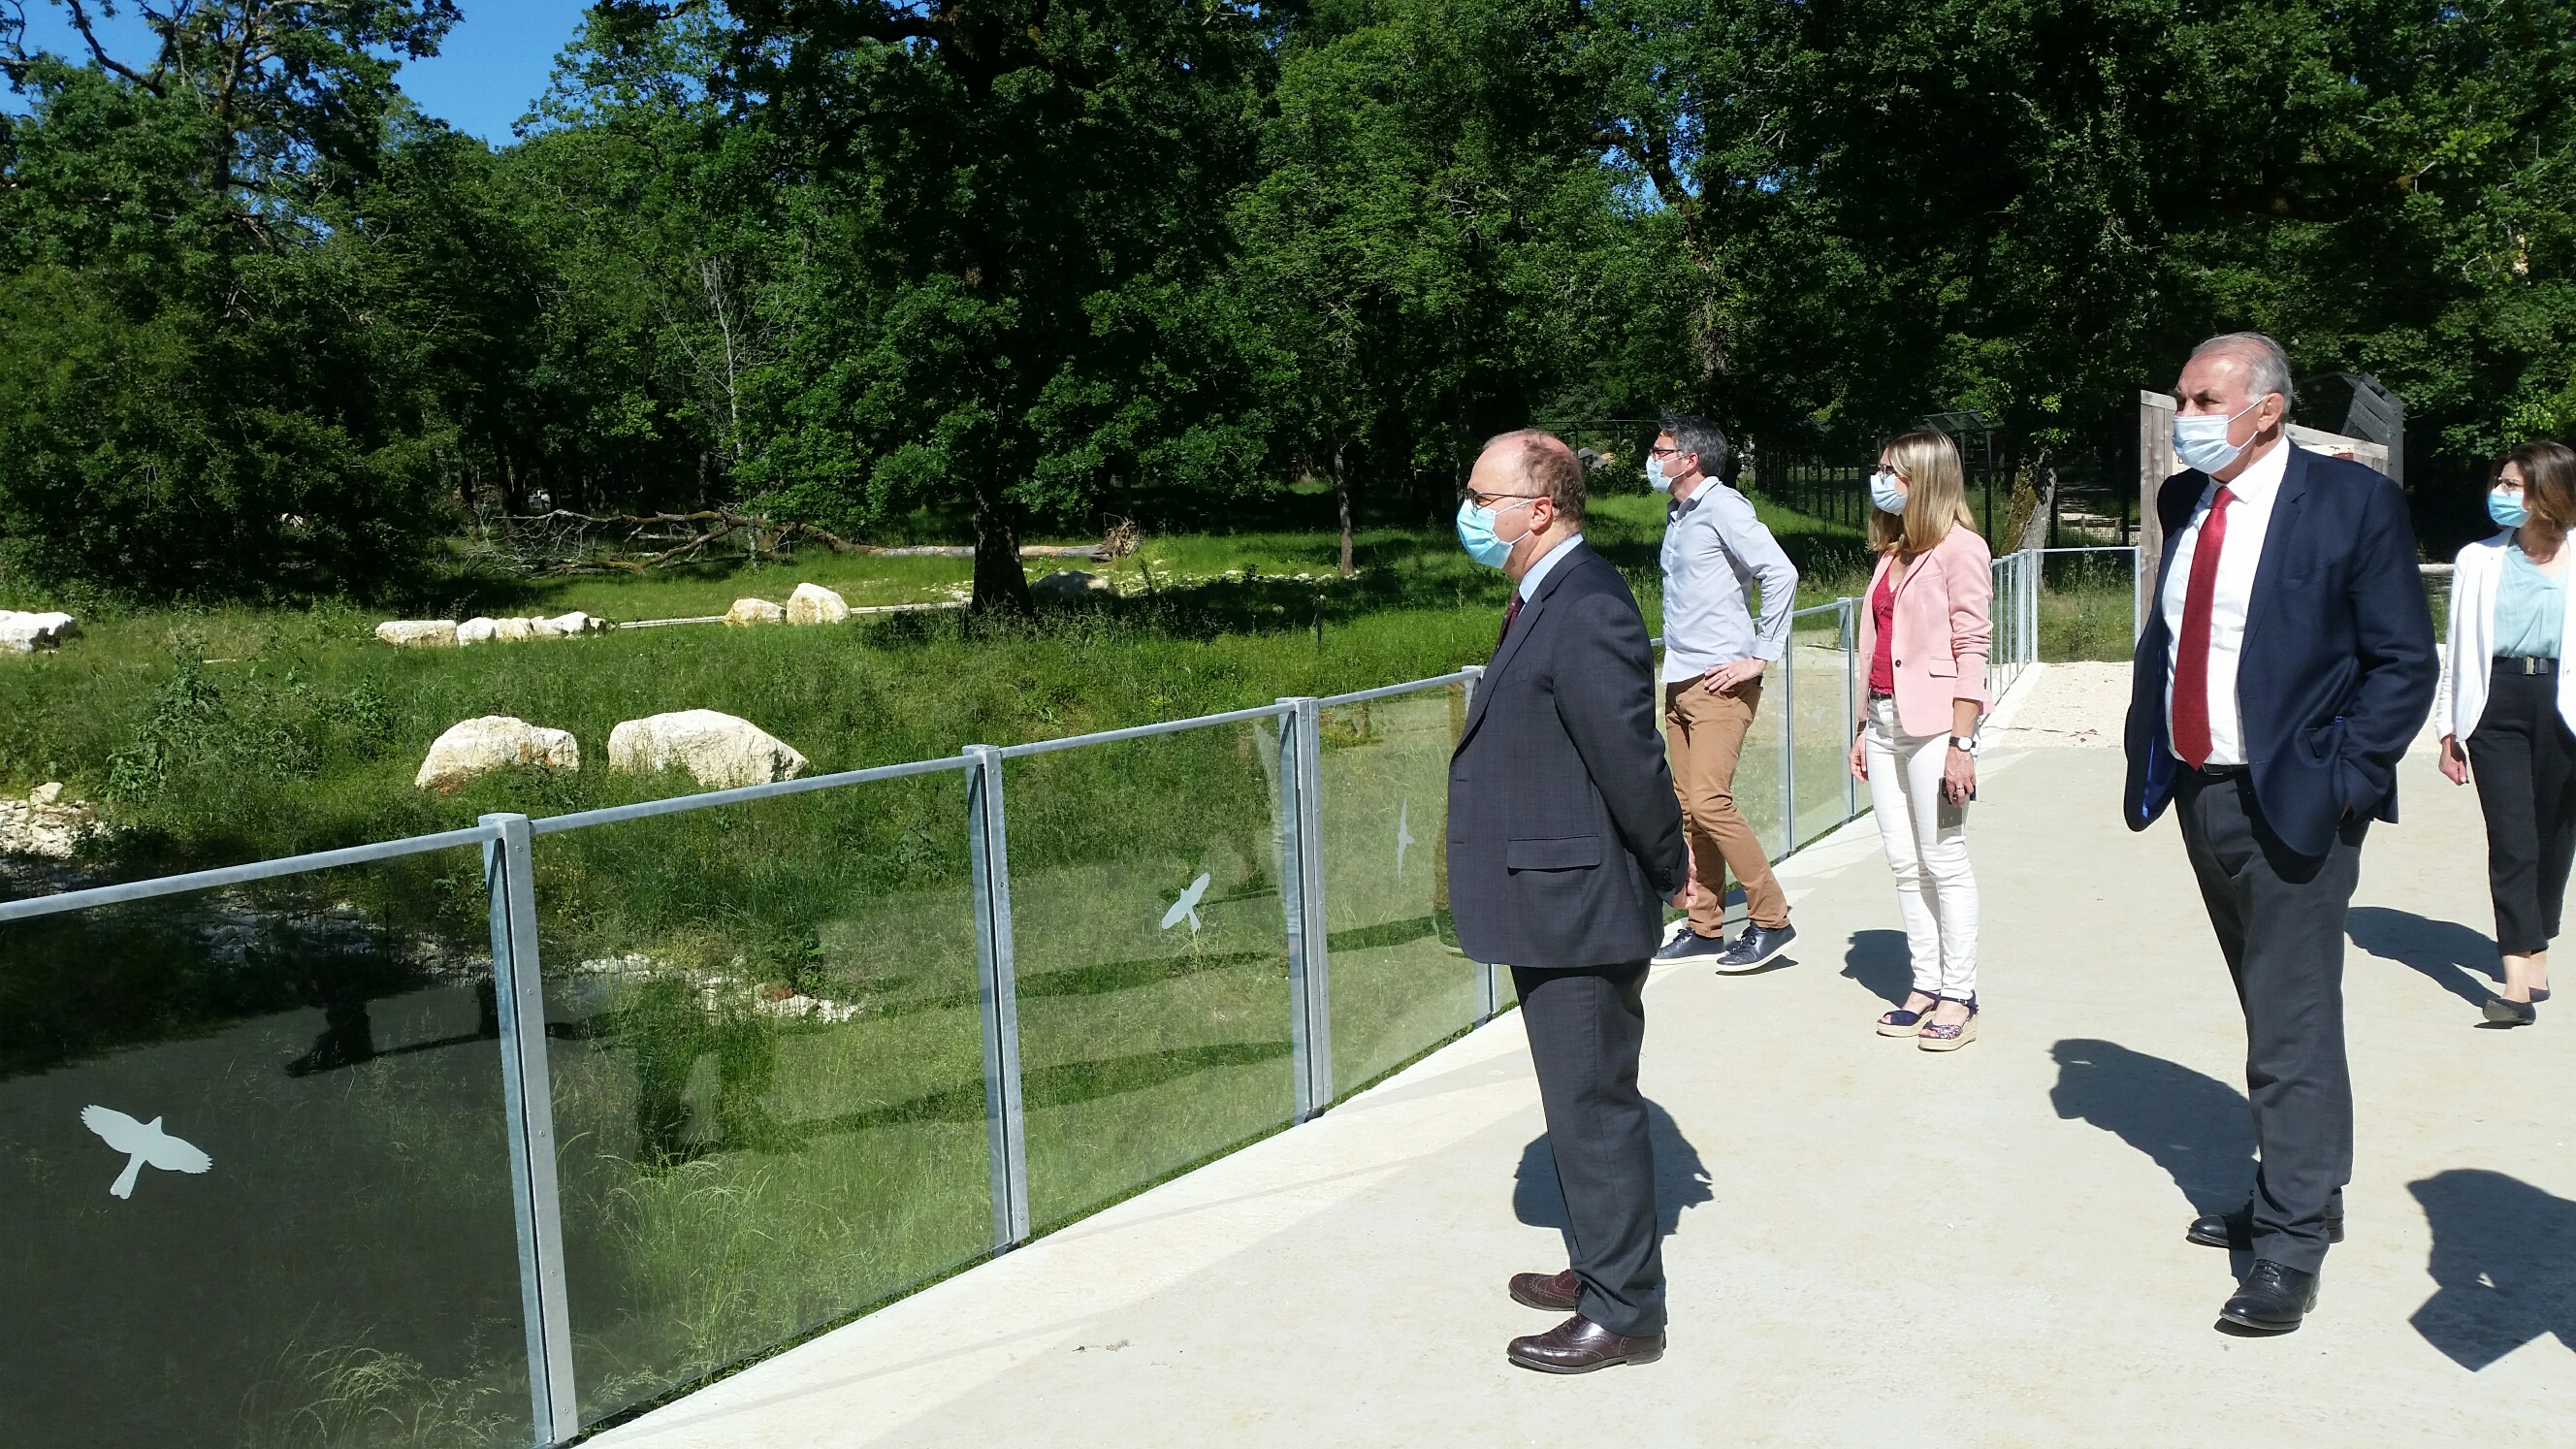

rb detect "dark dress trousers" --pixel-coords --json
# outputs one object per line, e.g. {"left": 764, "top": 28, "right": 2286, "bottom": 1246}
{"left": 1448, "top": 540, "right": 1689, "bottom": 1336}
{"left": 2123, "top": 446, "right": 2437, "bottom": 1272}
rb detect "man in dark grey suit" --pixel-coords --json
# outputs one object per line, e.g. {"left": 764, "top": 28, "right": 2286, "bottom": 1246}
{"left": 1447, "top": 429, "right": 1691, "bottom": 1372}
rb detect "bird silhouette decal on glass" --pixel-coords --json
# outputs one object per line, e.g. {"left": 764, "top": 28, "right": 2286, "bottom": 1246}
{"left": 80, "top": 1106, "right": 211, "bottom": 1200}
{"left": 1396, "top": 798, "right": 1415, "bottom": 878}
{"left": 1161, "top": 872, "right": 1213, "bottom": 933}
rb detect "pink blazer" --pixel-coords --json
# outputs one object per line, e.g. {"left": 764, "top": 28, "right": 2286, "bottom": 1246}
{"left": 1854, "top": 524, "right": 1995, "bottom": 737}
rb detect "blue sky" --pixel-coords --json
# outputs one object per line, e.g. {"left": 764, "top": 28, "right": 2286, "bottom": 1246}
{"left": 13, "top": 1, "right": 596, "bottom": 144}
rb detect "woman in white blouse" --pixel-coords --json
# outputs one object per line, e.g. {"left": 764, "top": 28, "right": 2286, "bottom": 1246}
{"left": 2434, "top": 440, "right": 2576, "bottom": 1024}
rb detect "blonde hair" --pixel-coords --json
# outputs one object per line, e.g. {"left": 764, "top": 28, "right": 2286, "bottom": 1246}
{"left": 1869, "top": 430, "right": 1978, "bottom": 557}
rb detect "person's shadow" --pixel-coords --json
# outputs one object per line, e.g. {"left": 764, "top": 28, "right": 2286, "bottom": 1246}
{"left": 1513, "top": 1100, "right": 1711, "bottom": 1247}
{"left": 2411, "top": 1169, "right": 2576, "bottom": 1368}
{"left": 2346, "top": 906, "right": 2502, "bottom": 1011}
{"left": 1840, "top": 929, "right": 1912, "bottom": 1007}
{"left": 2048, "top": 1039, "right": 2253, "bottom": 1215}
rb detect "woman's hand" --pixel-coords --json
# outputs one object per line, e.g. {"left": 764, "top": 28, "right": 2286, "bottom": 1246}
{"left": 1848, "top": 729, "right": 1869, "bottom": 782}
{"left": 1941, "top": 742, "right": 1976, "bottom": 804}
{"left": 2440, "top": 734, "right": 2469, "bottom": 787}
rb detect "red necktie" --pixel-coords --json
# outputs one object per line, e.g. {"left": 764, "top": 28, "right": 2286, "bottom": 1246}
{"left": 1497, "top": 594, "right": 1524, "bottom": 650}
{"left": 2172, "top": 485, "right": 2236, "bottom": 768}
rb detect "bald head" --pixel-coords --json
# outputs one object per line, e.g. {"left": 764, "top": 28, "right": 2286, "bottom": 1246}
{"left": 1478, "top": 429, "right": 1586, "bottom": 525}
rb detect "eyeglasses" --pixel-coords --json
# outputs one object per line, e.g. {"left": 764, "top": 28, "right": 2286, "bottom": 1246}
{"left": 1465, "top": 491, "right": 1545, "bottom": 510}
{"left": 1647, "top": 445, "right": 1683, "bottom": 459}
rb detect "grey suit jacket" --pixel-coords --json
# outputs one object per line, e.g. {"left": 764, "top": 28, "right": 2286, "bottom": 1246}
{"left": 1446, "top": 541, "right": 1688, "bottom": 969}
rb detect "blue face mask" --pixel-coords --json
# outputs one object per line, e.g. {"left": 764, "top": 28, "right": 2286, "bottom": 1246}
{"left": 1457, "top": 495, "right": 1535, "bottom": 569}
{"left": 2172, "top": 401, "right": 2264, "bottom": 475}
{"left": 1645, "top": 455, "right": 1673, "bottom": 494}
{"left": 2492, "top": 486, "right": 2530, "bottom": 529}
{"left": 1869, "top": 470, "right": 1908, "bottom": 515}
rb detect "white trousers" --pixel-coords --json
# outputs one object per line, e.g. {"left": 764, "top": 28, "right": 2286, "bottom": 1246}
{"left": 1864, "top": 697, "right": 1980, "bottom": 998}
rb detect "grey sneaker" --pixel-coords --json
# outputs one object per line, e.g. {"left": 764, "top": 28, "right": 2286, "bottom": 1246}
{"left": 1712, "top": 922, "right": 1796, "bottom": 972}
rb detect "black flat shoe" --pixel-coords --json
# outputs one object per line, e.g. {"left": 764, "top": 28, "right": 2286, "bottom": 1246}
{"left": 1713, "top": 922, "right": 1796, "bottom": 973}
{"left": 2485, "top": 996, "right": 2537, "bottom": 1025}
{"left": 2219, "top": 1260, "right": 2319, "bottom": 1334}
{"left": 1654, "top": 930, "right": 1727, "bottom": 961}
{"left": 2185, "top": 1205, "right": 2344, "bottom": 1250}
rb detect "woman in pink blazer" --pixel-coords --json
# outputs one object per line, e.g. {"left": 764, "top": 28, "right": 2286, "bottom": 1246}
{"left": 1848, "top": 429, "right": 1994, "bottom": 1049}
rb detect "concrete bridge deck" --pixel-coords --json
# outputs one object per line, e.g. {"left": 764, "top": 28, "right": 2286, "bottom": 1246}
{"left": 597, "top": 665, "right": 2575, "bottom": 1448}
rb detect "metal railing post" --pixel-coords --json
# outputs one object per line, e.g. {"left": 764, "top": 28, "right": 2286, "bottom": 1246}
{"left": 963, "top": 746, "right": 1031, "bottom": 1251}
{"left": 1777, "top": 631, "right": 1795, "bottom": 856}
{"left": 1841, "top": 597, "right": 1858, "bottom": 821}
{"left": 2133, "top": 543, "right": 2147, "bottom": 646}
{"left": 1276, "top": 698, "right": 1333, "bottom": 1118}
{"left": 480, "top": 813, "right": 578, "bottom": 1445}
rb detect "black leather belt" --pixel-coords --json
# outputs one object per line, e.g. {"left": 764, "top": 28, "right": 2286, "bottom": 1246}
{"left": 2185, "top": 761, "right": 2249, "bottom": 779}
{"left": 2496, "top": 656, "right": 2559, "bottom": 676}
{"left": 1867, "top": 690, "right": 1895, "bottom": 701}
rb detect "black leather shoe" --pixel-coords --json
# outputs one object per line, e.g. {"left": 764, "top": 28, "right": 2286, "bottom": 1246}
{"left": 1508, "top": 1269, "right": 1581, "bottom": 1312}
{"left": 1506, "top": 1314, "right": 1665, "bottom": 1373}
{"left": 1654, "top": 930, "right": 1726, "bottom": 961}
{"left": 2185, "top": 1205, "right": 2345, "bottom": 1250}
{"left": 2219, "top": 1260, "right": 2320, "bottom": 1334}
{"left": 1713, "top": 922, "right": 1796, "bottom": 972}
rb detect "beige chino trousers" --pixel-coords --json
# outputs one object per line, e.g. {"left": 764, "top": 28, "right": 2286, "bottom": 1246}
{"left": 1663, "top": 677, "right": 1789, "bottom": 938}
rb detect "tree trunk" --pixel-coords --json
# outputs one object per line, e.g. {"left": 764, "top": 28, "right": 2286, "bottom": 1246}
{"left": 1330, "top": 439, "right": 1357, "bottom": 576}
{"left": 2008, "top": 450, "right": 2057, "bottom": 555}
{"left": 971, "top": 487, "right": 1036, "bottom": 614}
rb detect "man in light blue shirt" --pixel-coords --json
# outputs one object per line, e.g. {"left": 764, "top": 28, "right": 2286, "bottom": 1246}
{"left": 1651, "top": 414, "right": 1800, "bottom": 969}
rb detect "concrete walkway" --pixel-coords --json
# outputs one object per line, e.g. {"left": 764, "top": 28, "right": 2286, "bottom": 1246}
{"left": 598, "top": 666, "right": 2576, "bottom": 1447}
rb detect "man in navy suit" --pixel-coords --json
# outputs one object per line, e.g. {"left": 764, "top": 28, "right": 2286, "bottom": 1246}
{"left": 2123, "top": 333, "right": 2437, "bottom": 1333}
{"left": 1447, "top": 430, "right": 1691, "bottom": 1372}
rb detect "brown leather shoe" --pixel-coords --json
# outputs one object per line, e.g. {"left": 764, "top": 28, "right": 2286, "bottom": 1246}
{"left": 1506, "top": 1314, "right": 1666, "bottom": 1373}
{"left": 1508, "top": 1269, "right": 1581, "bottom": 1312}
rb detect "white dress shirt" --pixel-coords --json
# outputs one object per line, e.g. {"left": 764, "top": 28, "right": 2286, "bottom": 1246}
{"left": 2161, "top": 438, "right": 2296, "bottom": 766}
{"left": 1519, "top": 532, "right": 1584, "bottom": 601}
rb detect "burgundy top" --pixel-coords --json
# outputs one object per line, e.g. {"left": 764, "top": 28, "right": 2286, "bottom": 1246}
{"left": 1868, "top": 567, "right": 1897, "bottom": 695}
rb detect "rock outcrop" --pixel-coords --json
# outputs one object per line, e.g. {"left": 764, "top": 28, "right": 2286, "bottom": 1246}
{"left": 376, "top": 620, "right": 460, "bottom": 648}
{"left": 785, "top": 583, "right": 851, "bottom": 626}
{"left": 607, "top": 710, "right": 808, "bottom": 789}
{"left": 1, "top": 611, "right": 82, "bottom": 652}
{"left": 724, "top": 597, "right": 787, "bottom": 627}
{"left": 1033, "top": 570, "right": 1113, "bottom": 601}
{"left": 0, "top": 783, "right": 95, "bottom": 857}
{"left": 414, "top": 717, "right": 582, "bottom": 790}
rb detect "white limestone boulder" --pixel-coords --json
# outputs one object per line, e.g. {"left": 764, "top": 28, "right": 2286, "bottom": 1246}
{"left": 529, "top": 610, "right": 596, "bottom": 638}
{"left": 608, "top": 710, "right": 808, "bottom": 789}
{"left": 414, "top": 716, "right": 581, "bottom": 791}
{"left": 785, "top": 583, "right": 851, "bottom": 626}
{"left": 724, "top": 597, "right": 787, "bottom": 627}
{"left": 0, "top": 782, "right": 93, "bottom": 857}
{"left": 457, "top": 617, "right": 498, "bottom": 645}
{"left": 1, "top": 611, "right": 82, "bottom": 652}
{"left": 489, "top": 616, "right": 536, "bottom": 643}
{"left": 376, "top": 619, "right": 459, "bottom": 648}
{"left": 1033, "top": 570, "right": 1113, "bottom": 602}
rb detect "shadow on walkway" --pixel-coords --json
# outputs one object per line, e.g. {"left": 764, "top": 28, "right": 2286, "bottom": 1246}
{"left": 1841, "top": 929, "right": 1911, "bottom": 1007}
{"left": 2411, "top": 1169, "right": 2576, "bottom": 1369}
{"left": 1512, "top": 1100, "right": 1710, "bottom": 1246}
{"left": 2048, "top": 1039, "right": 2251, "bottom": 1215}
{"left": 2347, "top": 906, "right": 2501, "bottom": 1009}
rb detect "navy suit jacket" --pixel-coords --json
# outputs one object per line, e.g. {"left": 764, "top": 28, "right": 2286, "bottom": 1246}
{"left": 1447, "top": 541, "right": 1689, "bottom": 969}
{"left": 2122, "top": 444, "right": 2437, "bottom": 857}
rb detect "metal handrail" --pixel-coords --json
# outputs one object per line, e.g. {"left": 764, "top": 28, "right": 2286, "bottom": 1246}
{"left": 1315, "top": 669, "right": 1476, "bottom": 708}
{"left": 993, "top": 701, "right": 1296, "bottom": 758}
{"left": 527, "top": 755, "right": 973, "bottom": 836}
{"left": 0, "top": 822, "right": 505, "bottom": 923}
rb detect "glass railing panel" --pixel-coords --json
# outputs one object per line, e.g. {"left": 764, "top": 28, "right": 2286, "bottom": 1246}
{"left": 1790, "top": 612, "right": 1857, "bottom": 848}
{"left": 1734, "top": 663, "right": 1786, "bottom": 863}
{"left": 1316, "top": 684, "right": 1480, "bottom": 1097}
{"left": 1003, "top": 720, "right": 1294, "bottom": 1231}
{"left": 0, "top": 849, "right": 531, "bottom": 1447}
{"left": 531, "top": 772, "right": 988, "bottom": 1425}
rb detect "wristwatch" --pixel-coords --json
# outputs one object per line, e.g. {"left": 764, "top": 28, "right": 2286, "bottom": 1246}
{"left": 1948, "top": 733, "right": 1980, "bottom": 757}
